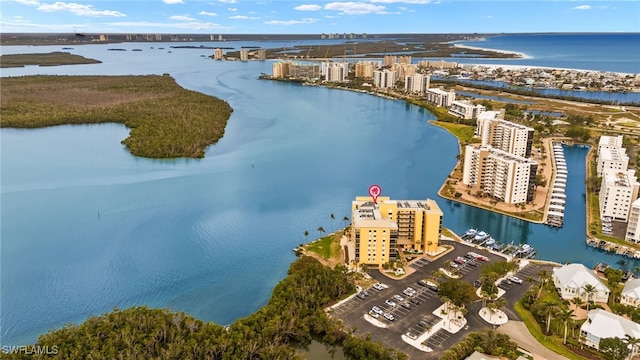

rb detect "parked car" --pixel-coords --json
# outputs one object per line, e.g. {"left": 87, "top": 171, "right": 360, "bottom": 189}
{"left": 418, "top": 320, "right": 428, "bottom": 327}
{"left": 393, "top": 294, "right": 404, "bottom": 302}
{"left": 383, "top": 313, "right": 395, "bottom": 321}
{"left": 401, "top": 302, "right": 411, "bottom": 309}
{"left": 372, "top": 306, "right": 383, "bottom": 315}
{"left": 509, "top": 276, "right": 523, "bottom": 284}
{"left": 410, "top": 298, "right": 420, "bottom": 305}
{"left": 385, "top": 299, "right": 397, "bottom": 307}
{"left": 357, "top": 292, "right": 367, "bottom": 299}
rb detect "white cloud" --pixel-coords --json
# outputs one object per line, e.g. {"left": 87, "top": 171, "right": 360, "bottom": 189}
{"left": 163, "top": 0, "right": 184, "bottom": 4}
{"left": 369, "top": 0, "right": 430, "bottom": 3}
{"left": 199, "top": 11, "right": 218, "bottom": 16}
{"left": 36, "top": 2, "right": 126, "bottom": 17}
{"left": 573, "top": 5, "right": 591, "bottom": 10}
{"left": 218, "top": 0, "right": 237, "bottom": 3}
{"left": 294, "top": 4, "right": 322, "bottom": 11}
{"left": 324, "top": 15, "right": 340, "bottom": 18}
{"left": 264, "top": 17, "right": 318, "bottom": 25}
{"left": 228, "top": 7, "right": 237, "bottom": 11}
{"left": 170, "top": 15, "right": 195, "bottom": 21}
{"left": 229, "top": 15, "right": 260, "bottom": 20}
{"left": 324, "top": 2, "right": 386, "bottom": 15}
{"left": 16, "top": 0, "right": 41, "bottom": 5}
{"left": 109, "top": 20, "right": 228, "bottom": 30}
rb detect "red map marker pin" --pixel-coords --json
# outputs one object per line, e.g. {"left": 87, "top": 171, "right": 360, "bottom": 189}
{"left": 368, "top": 184, "right": 382, "bottom": 204}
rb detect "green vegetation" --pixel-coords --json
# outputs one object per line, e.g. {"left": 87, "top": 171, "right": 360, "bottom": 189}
{"left": 0, "top": 52, "right": 102, "bottom": 68}
{"left": 431, "top": 121, "right": 478, "bottom": 144}
{"left": 440, "top": 330, "right": 521, "bottom": 360}
{"left": 306, "top": 233, "right": 341, "bottom": 260}
{"left": 7, "top": 256, "right": 406, "bottom": 360}
{"left": 1, "top": 75, "right": 233, "bottom": 159}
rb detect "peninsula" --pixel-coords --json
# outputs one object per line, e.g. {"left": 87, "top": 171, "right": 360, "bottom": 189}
{"left": 0, "top": 75, "right": 233, "bottom": 159}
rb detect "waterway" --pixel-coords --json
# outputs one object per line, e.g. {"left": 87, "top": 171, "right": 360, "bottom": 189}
{"left": 1, "top": 41, "right": 638, "bottom": 346}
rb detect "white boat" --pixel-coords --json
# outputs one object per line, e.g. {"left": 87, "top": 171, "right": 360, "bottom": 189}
{"left": 474, "top": 231, "right": 490, "bottom": 242}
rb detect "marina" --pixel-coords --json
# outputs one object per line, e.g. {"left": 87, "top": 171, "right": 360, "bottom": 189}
{"left": 586, "top": 238, "right": 640, "bottom": 260}
{"left": 546, "top": 143, "right": 567, "bottom": 228}
{"left": 460, "top": 228, "right": 537, "bottom": 259}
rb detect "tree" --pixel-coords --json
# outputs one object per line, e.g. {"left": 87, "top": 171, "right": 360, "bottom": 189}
{"left": 624, "top": 335, "right": 640, "bottom": 360}
{"left": 439, "top": 279, "right": 478, "bottom": 308}
{"left": 558, "top": 308, "right": 573, "bottom": 344}
{"left": 536, "top": 269, "right": 552, "bottom": 300}
{"left": 317, "top": 226, "right": 326, "bottom": 236}
{"left": 600, "top": 337, "right": 631, "bottom": 360}
{"left": 582, "top": 284, "right": 597, "bottom": 311}
{"left": 342, "top": 216, "right": 349, "bottom": 228}
{"left": 304, "top": 230, "right": 309, "bottom": 242}
{"left": 572, "top": 296, "right": 584, "bottom": 313}
{"left": 540, "top": 300, "right": 559, "bottom": 335}
{"left": 330, "top": 213, "right": 335, "bottom": 232}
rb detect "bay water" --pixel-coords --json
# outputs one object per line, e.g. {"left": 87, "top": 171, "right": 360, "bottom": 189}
{"left": 1, "top": 34, "right": 638, "bottom": 346}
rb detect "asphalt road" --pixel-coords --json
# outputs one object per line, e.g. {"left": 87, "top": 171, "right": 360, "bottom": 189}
{"left": 329, "top": 239, "right": 557, "bottom": 359}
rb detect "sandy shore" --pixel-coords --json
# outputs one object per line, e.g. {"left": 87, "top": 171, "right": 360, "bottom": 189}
{"left": 451, "top": 42, "right": 532, "bottom": 60}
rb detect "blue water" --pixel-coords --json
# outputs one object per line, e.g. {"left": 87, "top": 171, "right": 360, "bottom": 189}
{"left": 452, "top": 33, "right": 640, "bottom": 74}
{"left": 2, "top": 34, "right": 639, "bottom": 346}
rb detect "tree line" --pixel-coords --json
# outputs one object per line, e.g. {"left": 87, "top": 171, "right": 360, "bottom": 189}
{"left": 4, "top": 256, "right": 406, "bottom": 360}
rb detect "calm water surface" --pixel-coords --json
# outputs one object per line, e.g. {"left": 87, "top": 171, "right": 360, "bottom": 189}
{"left": 1, "top": 39, "right": 637, "bottom": 346}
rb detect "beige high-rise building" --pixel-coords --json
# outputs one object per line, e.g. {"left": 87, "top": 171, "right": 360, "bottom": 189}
{"left": 383, "top": 55, "right": 397, "bottom": 67}
{"left": 476, "top": 112, "right": 534, "bottom": 158}
{"left": 213, "top": 48, "right": 224, "bottom": 60}
{"left": 351, "top": 196, "right": 442, "bottom": 266}
{"left": 398, "top": 55, "right": 412, "bottom": 64}
{"left": 272, "top": 62, "right": 291, "bottom": 78}
{"left": 240, "top": 49, "right": 249, "bottom": 61}
{"left": 462, "top": 145, "right": 538, "bottom": 204}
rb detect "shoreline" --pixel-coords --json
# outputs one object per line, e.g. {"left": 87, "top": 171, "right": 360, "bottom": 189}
{"left": 450, "top": 42, "right": 533, "bottom": 60}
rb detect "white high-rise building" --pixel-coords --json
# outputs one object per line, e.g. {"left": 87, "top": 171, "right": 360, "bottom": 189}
{"left": 373, "top": 69, "right": 397, "bottom": 89}
{"left": 476, "top": 112, "right": 534, "bottom": 158}
{"left": 462, "top": 145, "right": 538, "bottom": 204}
{"left": 598, "top": 135, "right": 624, "bottom": 154}
{"left": 425, "top": 88, "right": 455, "bottom": 107}
{"left": 625, "top": 198, "right": 640, "bottom": 243}
{"left": 322, "top": 62, "right": 349, "bottom": 82}
{"left": 597, "top": 147, "right": 629, "bottom": 176}
{"left": 599, "top": 169, "right": 639, "bottom": 221}
{"left": 404, "top": 74, "right": 430, "bottom": 94}
{"left": 448, "top": 100, "right": 485, "bottom": 120}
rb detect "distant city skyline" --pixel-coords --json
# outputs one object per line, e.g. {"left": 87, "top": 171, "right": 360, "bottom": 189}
{"left": 1, "top": 0, "right": 639, "bottom": 34}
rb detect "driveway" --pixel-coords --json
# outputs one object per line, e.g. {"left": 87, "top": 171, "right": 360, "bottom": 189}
{"left": 497, "top": 321, "right": 569, "bottom": 360}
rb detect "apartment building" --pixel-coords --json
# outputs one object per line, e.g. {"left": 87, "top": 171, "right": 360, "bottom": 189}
{"left": 476, "top": 113, "right": 534, "bottom": 158}
{"left": 239, "top": 49, "right": 248, "bottom": 61}
{"left": 255, "top": 49, "right": 266, "bottom": 61}
{"left": 351, "top": 196, "right": 442, "bottom": 266}
{"left": 599, "top": 169, "right": 639, "bottom": 221}
{"left": 322, "top": 62, "right": 349, "bottom": 82}
{"left": 598, "top": 134, "right": 624, "bottom": 154}
{"left": 393, "top": 63, "right": 417, "bottom": 80}
{"left": 418, "top": 60, "right": 459, "bottom": 69}
{"left": 626, "top": 198, "right": 640, "bottom": 243}
{"left": 289, "top": 62, "right": 321, "bottom": 79}
{"left": 462, "top": 145, "right": 538, "bottom": 204}
{"left": 383, "top": 55, "right": 397, "bottom": 67}
{"left": 398, "top": 55, "right": 412, "bottom": 64}
{"left": 213, "top": 48, "right": 223, "bottom": 60}
{"left": 597, "top": 146, "right": 629, "bottom": 177}
{"left": 355, "top": 61, "right": 379, "bottom": 79}
{"left": 373, "top": 69, "right": 398, "bottom": 89}
{"left": 425, "top": 88, "right": 456, "bottom": 107}
{"left": 404, "top": 74, "right": 430, "bottom": 94}
{"left": 448, "top": 100, "right": 486, "bottom": 120}
{"left": 272, "top": 61, "right": 291, "bottom": 78}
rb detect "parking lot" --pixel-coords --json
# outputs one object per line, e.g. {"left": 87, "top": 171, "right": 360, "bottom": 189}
{"left": 330, "top": 239, "right": 556, "bottom": 359}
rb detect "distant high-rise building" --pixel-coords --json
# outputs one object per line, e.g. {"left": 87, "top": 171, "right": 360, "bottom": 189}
{"left": 476, "top": 112, "right": 535, "bottom": 158}
{"left": 272, "top": 62, "right": 291, "bottom": 78}
{"left": 362, "top": 33, "right": 367, "bottom": 39}
{"left": 323, "top": 62, "right": 349, "bottom": 82}
{"left": 355, "top": 61, "right": 377, "bottom": 79}
{"left": 425, "top": 88, "right": 456, "bottom": 107}
{"left": 373, "top": 69, "right": 397, "bottom": 89}
{"left": 218, "top": 34, "right": 223, "bottom": 41}
{"left": 213, "top": 48, "right": 224, "bottom": 60}
{"left": 240, "top": 49, "right": 249, "bottom": 61}
{"left": 255, "top": 49, "right": 267, "bottom": 61}
{"left": 398, "top": 55, "right": 412, "bottom": 64}
{"left": 449, "top": 100, "right": 486, "bottom": 120}
{"left": 404, "top": 74, "right": 430, "bottom": 94}
{"left": 383, "top": 55, "right": 396, "bottom": 67}
{"left": 600, "top": 169, "right": 639, "bottom": 221}
{"left": 289, "top": 62, "right": 321, "bottom": 79}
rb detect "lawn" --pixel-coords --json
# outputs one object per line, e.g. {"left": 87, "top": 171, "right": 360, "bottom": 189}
{"left": 431, "top": 121, "right": 477, "bottom": 144}
{"left": 306, "top": 233, "right": 341, "bottom": 260}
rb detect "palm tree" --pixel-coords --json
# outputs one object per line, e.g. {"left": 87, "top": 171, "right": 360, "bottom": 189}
{"left": 342, "top": 216, "right": 349, "bottom": 228}
{"left": 317, "top": 226, "right": 325, "bottom": 236}
{"left": 624, "top": 335, "right": 640, "bottom": 360}
{"left": 558, "top": 308, "right": 574, "bottom": 344}
{"left": 572, "top": 296, "right": 584, "bottom": 313}
{"left": 304, "top": 230, "right": 309, "bottom": 242}
{"left": 536, "top": 269, "right": 551, "bottom": 300}
{"left": 330, "top": 213, "right": 335, "bottom": 232}
{"left": 541, "top": 300, "right": 558, "bottom": 335}
{"left": 582, "top": 284, "right": 597, "bottom": 311}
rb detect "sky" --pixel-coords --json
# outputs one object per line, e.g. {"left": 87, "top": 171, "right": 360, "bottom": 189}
{"left": 1, "top": 0, "right": 639, "bottom": 34}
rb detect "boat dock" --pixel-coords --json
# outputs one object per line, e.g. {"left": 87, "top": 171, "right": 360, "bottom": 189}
{"left": 546, "top": 143, "right": 566, "bottom": 227}
{"left": 461, "top": 228, "right": 536, "bottom": 259}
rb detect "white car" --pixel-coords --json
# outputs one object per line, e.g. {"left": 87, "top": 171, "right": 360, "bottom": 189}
{"left": 509, "top": 276, "right": 523, "bottom": 284}
{"left": 372, "top": 306, "right": 383, "bottom": 315}
{"left": 385, "top": 299, "right": 397, "bottom": 307}
{"left": 373, "top": 283, "right": 384, "bottom": 291}
{"left": 383, "top": 313, "right": 395, "bottom": 321}
{"left": 369, "top": 311, "right": 380, "bottom": 318}
{"left": 393, "top": 294, "right": 404, "bottom": 302}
